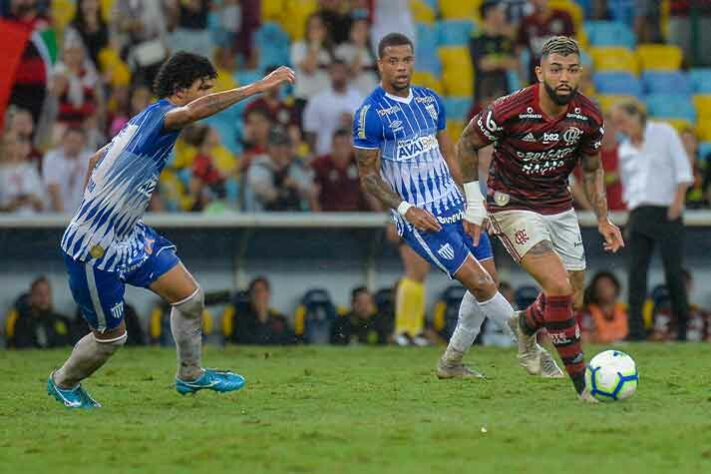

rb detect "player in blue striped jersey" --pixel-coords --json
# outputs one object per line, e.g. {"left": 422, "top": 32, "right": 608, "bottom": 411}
{"left": 353, "top": 33, "right": 561, "bottom": 378}
{"left": 48, "top": 52, "right": 295, "bottom": 409}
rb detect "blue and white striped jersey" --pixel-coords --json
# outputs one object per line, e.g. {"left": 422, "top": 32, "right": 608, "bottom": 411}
{"left": 352, "top": 86, "right": 464, "bottom": 221}
{"left": 61, "top": 99, "right": 180, "bottom": 273}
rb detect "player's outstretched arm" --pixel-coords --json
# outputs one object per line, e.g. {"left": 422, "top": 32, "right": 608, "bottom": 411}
{"left": 581, "top": 152, "right": 624, "bottom": 252}
{"left": 163, "top": 66, "right": 296, "bottom": 131}
{"left": 457, "top": 120, "right": 491, "bottom": 244}
{"left": 355, "top": 148, "right": 441, "bottom": 232}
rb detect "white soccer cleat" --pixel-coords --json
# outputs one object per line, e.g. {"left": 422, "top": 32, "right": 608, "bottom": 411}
{"left": 436, "top": 358, "right": 485, "bottom": 379}
{"left": 539, "top": 348, "right": 565, "bottom": 378}
{"left": 507, "top": 311, "right": 542, "bottom": 375}
{"left": 578, "top": 387, "right": 600, "bottom": 404}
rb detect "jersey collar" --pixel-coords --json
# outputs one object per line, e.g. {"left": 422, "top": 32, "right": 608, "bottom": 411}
{"left": 383, "top": 87, "right": 414, "bottom": 105}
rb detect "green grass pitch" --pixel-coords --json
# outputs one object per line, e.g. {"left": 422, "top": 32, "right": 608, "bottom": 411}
{"left": 1, "top": 344, "right": 710, "bottom": 474}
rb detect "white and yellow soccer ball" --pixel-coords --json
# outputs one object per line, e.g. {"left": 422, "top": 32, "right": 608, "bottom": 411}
{"left": 585, "top": 350, "right": 639, "bottom": 402}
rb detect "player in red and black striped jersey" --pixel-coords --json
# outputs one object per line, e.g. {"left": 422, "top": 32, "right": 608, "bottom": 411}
{"left": 456, "top": 36, "right": 625, "bottom": 402}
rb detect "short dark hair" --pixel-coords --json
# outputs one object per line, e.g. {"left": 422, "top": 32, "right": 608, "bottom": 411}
{"left": 333, "top": 127, "right": 350, "bottom": 139}
{"left": 540, "top": 36, "right": 580, "bottom": 60}
{"left": 64, "top": 125, "right": 86, "bottom": 138}
{"left": 480, "top": 1, "right": 501, "bottom": 19}
{"left": 615, "top": 98, "right": 648, "bottom": 126}
{"left": 153, "top": 51, "right": 217, "bottom": 99}
{"left": 584, "top": 271, "right": 621, "bottom": 306}
{"left": 377, "top": 33, "right": 414, "bottom": 59}
{"left": 248, "top": 276, "right": 270, "bottom": 294}
{"left": 31, "top": 276, "right": 49, "bottom": 291}
{"left": 351, "top": 286, "right": 369, "bottom": 302}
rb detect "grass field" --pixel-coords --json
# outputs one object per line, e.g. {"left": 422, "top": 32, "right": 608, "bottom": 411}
{"left": 1, "top": 343, "right": 710, "bottom": 474}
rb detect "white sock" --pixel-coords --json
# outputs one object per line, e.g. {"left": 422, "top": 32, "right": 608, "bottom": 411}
{"left": 170, "top": 287, "right": 204, "bottom": 381}
{"left": 54, "top": 332, "right": 126, "bottom": 388}
{"left": 444, "top": 291, "right": 486, "bottom": 361}
{"left": 478, "top": 292, "right": 515, "bottom": 336}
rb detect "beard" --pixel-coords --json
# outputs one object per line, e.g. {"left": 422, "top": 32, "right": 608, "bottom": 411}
{"left": 543, "top": 81, "right": 578, "bottom": 106}
{"left": 389, "top": 78, "right": 410, "bottom": 92}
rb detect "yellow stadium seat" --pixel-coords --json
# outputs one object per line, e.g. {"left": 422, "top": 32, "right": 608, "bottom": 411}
{"left": 637, "top": 44, "right": 683, "bottom": 71}
{"left": 590, "top": 47, "right": 639, "bottom": 74}
{"left": 410, "top": 0, "right": 436, "bottom": 24}
{"left": 693, "top": 95, "right": 711, "bottom": 120}
{"left": 662, "top": 118, "right": 694, "bottom": 134}
{"left": 98, "top": 47, "right": 131, "bottom": 87}
{"left": 283, "top": 0, "right": 319, "bottom": 41}
{"left": 439, "top": 0, "right": 482, "bottom": 21}
{"left": 438, "top": 47, "right": 474, "bottom": 96}
{"left": 595, "top": 95, "right": 637, "bottom": 112}
{"left": 100, "top": 0, "right": 115, "bottom": 22}
{"left": 412, "top": 71, "right": 443, "bottom": 95}
{"left": 262, "top": 0, "right": 286, "bottom": 22}
{"left": 696, "top": 119, "right": 711, "bottom": 141}
{"left": 213, "top": 66, "right": 239, "bottom": 93}
{"left": 51, "top": 0, "right": 76, "bottom": 32}
{"left": 447, "top": 119, "right": 467, "bottom": 143}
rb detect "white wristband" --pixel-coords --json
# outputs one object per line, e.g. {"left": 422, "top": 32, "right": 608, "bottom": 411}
{"left": 397, "top": 201, "right": 413, "bottom": 216}
{"left": 463, "top": 181, "right": 487, "bottom": 225}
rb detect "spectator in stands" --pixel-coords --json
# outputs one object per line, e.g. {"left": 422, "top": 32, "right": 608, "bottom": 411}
{"left": 165, "top": 0, "right": 213, "bottom": 56}
{"left": 668, "top": 0, "right": 711, "bottom": 67}
{"left": 243, "top": 106, "right": 274, "bottom": 164}
{"left": 109, "top": 85, "right": 151, "bottom": 138}
{"left": 50, "top": 34, "right": 102, "bottom": 140}
{"left": 612, "top": 99, "right": 694, "bottom": 340}
{"left": 4, "top": 107, "right": 43, "bottom": 170}
{"left": 303, "top": 59, "right": 363, "bottom": 156}
{"left": 244, "top": 66, "right": 300, "bottom": 129}
{"left": 113, "top": 0, "right": 168, "bottom": 86}
{"left": 318, "top": 0, "right": 352, "bottom": 45}
{"left": 291, "top": 13, "right": 335, "bottom": 105}
{"left": 516, "top": 0, "right": 575, "bottom": 84}
{"left": 312, "top": 128, "right": 373, "bottom": 212}
{"left": 67, "top": 0, "right": 109, "bottom": 69}
{"left": 650, "top": 270, "right": 711, "bottom": 342}
{"left": 224, "top": 277, "right": 296, "bottom": 345}
{"left": 369, "top": 0, "right": 415, "bottom": 56}
{"left": 679, "top": 128, "right": 710, "bottom": 209}
{"left": 244, "top": 127, "right": 316, "bottom": 212}
{"left": 5, "top": 0, "right": 52, "bottom": 125}
{"left": 0, "top": 132, "right": 46, "bottom": 214}
{"left": 336, "top": 17, "right": 379, "bottom": 98}
{"left": 4, "top": 276, "right": 72, "bottom": 349}
{"left": 633, "top": 0, "right": 662, "bottom": 43}
{"left": 42, "top": 126, "right": 90, "bottom": 213}
{"left": 231, "top": 0, "right": 260, "bottom": 68}
{"left": 579, "top": 271, "right": 628, "bottom": 344}
{"left": 331, "top": 286, "right": 389, "bottom": 345}
{"left": 189, "top": 126, "right": 228, "bottom": 212}
{"left": 469, "top": 1, "right": 517, "bottom": 104}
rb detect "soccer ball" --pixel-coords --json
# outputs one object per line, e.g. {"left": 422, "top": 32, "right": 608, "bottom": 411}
{"left": 585, "top": 350, "right": 639, "bottom": 402}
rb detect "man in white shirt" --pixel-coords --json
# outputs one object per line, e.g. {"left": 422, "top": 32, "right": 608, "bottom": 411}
{"left": 302, "top": 59, "right": 364, "bottom": 157}
{"left": 42, "top": 127, "right": 91, "bottom": 213}
{"left": 612, "top": 100, "right": 694, "bottom": 341}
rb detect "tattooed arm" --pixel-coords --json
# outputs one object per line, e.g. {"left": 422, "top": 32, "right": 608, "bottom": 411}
{"left": 355, "top": 148, "right": 441, "bottom": 232}
{"left": 164, "top": 66, "right": 295, "bottom": 131}
{"left": 581, "top": 152, "right": 625, "bottom": 252}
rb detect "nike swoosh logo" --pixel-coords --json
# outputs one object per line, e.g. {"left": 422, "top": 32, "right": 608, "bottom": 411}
{"left": 180, "top": 380, "right": 219, "bottom": 388}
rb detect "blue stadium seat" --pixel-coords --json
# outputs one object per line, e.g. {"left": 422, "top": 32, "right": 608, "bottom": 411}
{"left": 442, "top": 97, "right": 471, "bottom": 121}
{"left": 645, "top": 94, "right": 697, "bottom": 122}
{"left": 235, "top": 70, "right": 263, "bottom": 87}
{"left": 573, "top": 0, "right": 593, "bottom": 17}
{"left": 416, "top": 22, "right": 438, "bottom": 54}
{"left": 698, "top": 141, "right": 711, "bottom": 162}
{"left": 416, "top": 23, "right": 440, "bottom": 75}
{"left": 593, "top": 72, "right": 642, "bottom": 97}
{"left": 690, "top": 68, "right": 711, "bottom": 93}
{"left": 256, "top": 22, "right": 291, "bottom": 70}
{"left": 436, "top": 19, "right": 476, "bottom": 47}
{"left": 585, "top": 20, "right": 635, "bottom": 49}
{"left": 641, "top": 71, "right": 692, "bottom": 95}
{"left": 607, "top": 0, "right": 635, "bottom": 27}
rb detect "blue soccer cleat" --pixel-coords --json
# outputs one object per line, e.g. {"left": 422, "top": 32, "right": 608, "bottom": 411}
{"left": 175, "top": 369, "right": 246, "bottom": 395}
{"left": 47, "top": 372, "right": 102, "bottom": 409}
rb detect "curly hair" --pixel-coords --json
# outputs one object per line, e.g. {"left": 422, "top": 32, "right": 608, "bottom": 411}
{"left": 153, "top": 51, "right": 217, "bottom": 99}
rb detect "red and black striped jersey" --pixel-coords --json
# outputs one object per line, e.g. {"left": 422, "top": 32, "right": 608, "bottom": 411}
{"left": 471, "top": 84, "right": 603, "bottom": 215}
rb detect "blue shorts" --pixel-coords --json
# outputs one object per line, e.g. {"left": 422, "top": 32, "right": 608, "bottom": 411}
{"left": 399, "top": 218, "right": 493, "bottom": 279}
{"left": 63, "top": 229, "right": 179, "bottom": 333}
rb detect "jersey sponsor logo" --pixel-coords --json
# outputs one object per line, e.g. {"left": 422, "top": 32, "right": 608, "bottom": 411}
{"left": 494, "top": 191, "right": 510, "bottom": 207}
{"left": 563, "top": 127, "right": 584, "bottom": 145}
{"left": 425, "top": 104, "right": 438, "bottom": 121}
{"left": 549, "top": 331, "right": 571, "bottom": 345}
{"left": 378, "top": 104, "right": 402, "bottom": 117}
{"left": 415, "top": 95, "right": 436, "bottom": 105}
{"left": 522, "top": 132, "right": 536, "bottom": 142}
{"left": 543, "top": 132, "right": 560, "bottom": 143}
{"left": 437, "top": 243, "right": 455, "bottom": 261}
{"left": 515, "top": 146, "right": 576, "bottom": 163}
{"left": 566, "top": 107, "right": 589, "bottom": 121}
{"left": 357, "top": 105, "right": 370, "bottom": 139}
{"left": 519, "top": 107, "right": 542, "bottom": 120}
{"left": 436, "top": 211, "right": 464, "bottom": 225}
{"left": 396, "top": 135, "right": 438, "bottom": 160}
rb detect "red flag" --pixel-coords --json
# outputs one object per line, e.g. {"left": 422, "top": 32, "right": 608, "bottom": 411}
{"left": 0, "top": 20, "right": 32, "bottom": 130}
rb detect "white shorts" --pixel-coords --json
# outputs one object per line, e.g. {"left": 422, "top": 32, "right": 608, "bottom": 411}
{"left": 488, "top": 208, "right": 586, "bottom": 271}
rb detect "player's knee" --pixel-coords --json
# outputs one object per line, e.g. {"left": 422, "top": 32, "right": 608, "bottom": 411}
{"left": 470, "top": 273, "right": 497, "bottom": 300}
{"left": 544, "top": 277, "right": 573, "bottom": 296}
{"left": 94, "top": 331, "right": 128, "bottom": 355}
{"left": 172, "top": 285, "right": 204, "bottom": 318}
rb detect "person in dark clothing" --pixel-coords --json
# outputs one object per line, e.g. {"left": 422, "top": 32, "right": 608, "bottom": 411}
{"left": 5, "top": 276, "right": 72, "bottom": 349}
{"left": 223, "top": 277, "right": 296, "bottom": 345}
{"left": 331, "top": 286, "right": 389, "bottom": 345}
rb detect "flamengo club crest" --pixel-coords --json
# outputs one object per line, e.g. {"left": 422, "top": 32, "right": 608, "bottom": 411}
{"left": 563, "top": 126, "right": 583, "bottom": 145}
